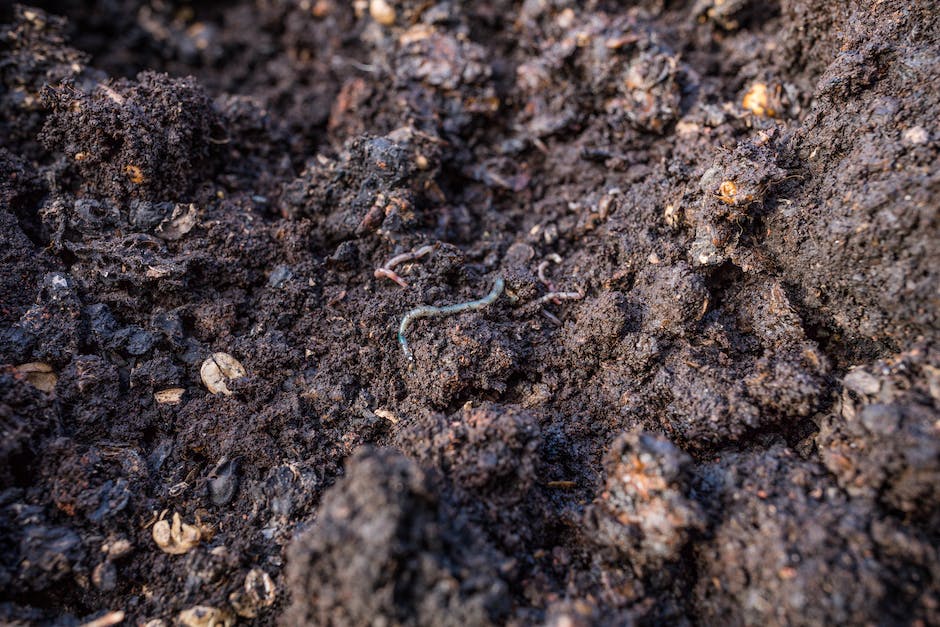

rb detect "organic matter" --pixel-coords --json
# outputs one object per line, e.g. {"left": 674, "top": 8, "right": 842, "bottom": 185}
{"left": 0, "top": 1, "right": 937, "bottom": 625}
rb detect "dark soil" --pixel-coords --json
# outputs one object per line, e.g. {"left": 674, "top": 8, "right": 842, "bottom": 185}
{"left": 1, "top": 1, "right": 938, "bottom": 625}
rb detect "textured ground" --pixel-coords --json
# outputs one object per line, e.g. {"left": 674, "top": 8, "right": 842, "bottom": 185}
{"left": 1, "top": 1, "right": 938, "bottom": 625}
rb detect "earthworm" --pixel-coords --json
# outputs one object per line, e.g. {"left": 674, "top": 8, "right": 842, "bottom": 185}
{"left": 375, "top": 244, "right": 438, "bottom": 288}
{"left": 537, "top": 253, "right": 563, "bottom": 290}
{"left": 398, "top": 276, "right": 505, "bottom": 361}
{"left": 535, "top": 290, "right": 583, "bottom": 306}
{"left": 537, "top": 261, "right": 555, "bottom": 291}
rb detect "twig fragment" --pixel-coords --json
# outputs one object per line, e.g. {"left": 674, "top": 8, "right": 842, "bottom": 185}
{"left": 398, "top": 276, "right": 505, "bottom": 361}
{"left": 541, "top": 309, "right": 562, "bottom": 325}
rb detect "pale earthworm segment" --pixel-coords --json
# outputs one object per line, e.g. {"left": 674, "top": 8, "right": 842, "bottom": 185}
{"left": 398, "top": 276, "right": 505, "bottom": 361}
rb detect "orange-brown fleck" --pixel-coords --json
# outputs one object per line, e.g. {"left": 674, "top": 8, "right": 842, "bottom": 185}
{"left": 124, "top": 164, "right": 145, "bottom": 184}
{"left": 742, "top": 83, "right": 776, "bottom": 117}
{"left": 717, "top": 180, "right": 753, "bottom": 206}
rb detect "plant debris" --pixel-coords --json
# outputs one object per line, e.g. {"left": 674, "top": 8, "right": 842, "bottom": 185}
{"left": 199, "top": 353, "right": 246, "bottom": 396}
{"left": 151, "top": 512, "right": 201, "bottom": 555}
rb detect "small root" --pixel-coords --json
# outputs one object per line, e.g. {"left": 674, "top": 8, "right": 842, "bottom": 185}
{"left": 98, "top": 83, "right": 126, "bottom": 105}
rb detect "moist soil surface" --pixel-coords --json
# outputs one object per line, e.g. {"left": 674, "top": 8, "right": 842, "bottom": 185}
{"left": 1, "top": 1, "right": 939, "bottom": 625}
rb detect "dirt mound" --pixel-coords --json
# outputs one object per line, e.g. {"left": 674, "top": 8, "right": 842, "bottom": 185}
{"left": 285, "top": 447, "right": 510, "bottom": 626}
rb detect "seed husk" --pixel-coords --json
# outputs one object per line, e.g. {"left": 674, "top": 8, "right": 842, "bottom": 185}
{"left": 177, "top": 606, "right": 234, "bottom": 627}
{"left": 200, "top": 353, "right": 246, "bottom": 396}
{"left": 229, "top": 568, "right": 277, "bottom": 618}
{"left": 152, "top": 512, "right": 201, "bottom": 554}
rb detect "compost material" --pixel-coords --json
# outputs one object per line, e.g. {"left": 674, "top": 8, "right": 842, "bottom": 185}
{"left": 1, "top": 1, "right": 938, "bottom": 624}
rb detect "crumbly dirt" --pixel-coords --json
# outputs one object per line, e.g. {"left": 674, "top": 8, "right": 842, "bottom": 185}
{"left": 0, "top": 1, "right": 938, "bottom": 625}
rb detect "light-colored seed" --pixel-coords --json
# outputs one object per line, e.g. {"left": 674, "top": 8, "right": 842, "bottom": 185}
{"left": 245, "top": 568, "right": 276, "bottom": 605}
{"left": 369, "top": 0, "right": 396, "bottom": 25}
{"left": 152, "top": 512, "right": 201, "bottom": 555}
{"left": 102, "top": 538, "right": 132, "bottom": 559}
{"left": 178, "top": 606, "right": 234, "bottom": 627}
{"left": 200, "top": 353, "right": 246, "bottom": 396}
{"left": 230, "top": 568, "right": 277, "bottom": 618}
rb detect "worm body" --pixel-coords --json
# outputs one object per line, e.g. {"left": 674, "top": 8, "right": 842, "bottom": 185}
{"left": 398, "top": 276, "right": 505, "bottom": 361}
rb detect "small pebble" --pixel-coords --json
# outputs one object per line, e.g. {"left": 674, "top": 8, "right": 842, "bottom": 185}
{"left": 902, "top": 126, "right": 929, "bottom": 145}
{"left": 209, "top": 458, "right": 239, "bottom": 506}
{"left": 268, "top": 265, "right": 294, "bottom": 288}
{"left": 843, "top": 367, "right": 881, "bottom": 397}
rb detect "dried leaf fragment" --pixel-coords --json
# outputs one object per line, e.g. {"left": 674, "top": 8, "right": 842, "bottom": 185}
{"left": 373, "top": 408, "right": 398, "bottom": 424}
{"left": 15, "top": 362, "right": 57, "bottom": 392}
{"left": 152, "top": 512, "right": 201, "bottom": 554}
{"left": 178, "top": 606, "right": 234, "bottom": 627}
{"left": 154, "top": 387, "right": 185, "bottom": 404}
{"left": 155, "top": 203, "right": 197, "bottom": 240}
{"left": 200, "top": 353, "right": 246, "bottom": 396}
